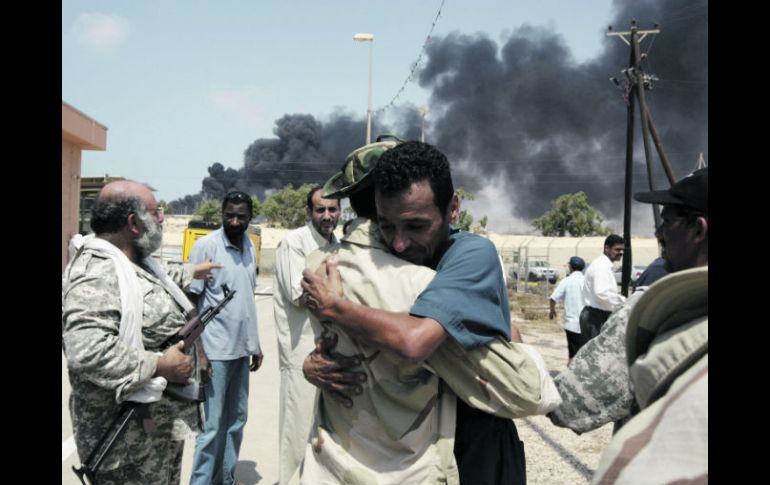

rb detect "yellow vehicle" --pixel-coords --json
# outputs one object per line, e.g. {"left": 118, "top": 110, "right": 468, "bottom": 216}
{"left": 181, "top": 221, "right": 262, "bottom": 275}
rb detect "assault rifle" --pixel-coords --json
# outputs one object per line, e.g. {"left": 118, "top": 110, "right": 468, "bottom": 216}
{"left": 72, "top": 285, "right": 236, "bottom": 485}
{"left": 163, "top": 284, "right": 236, "bottom": 401}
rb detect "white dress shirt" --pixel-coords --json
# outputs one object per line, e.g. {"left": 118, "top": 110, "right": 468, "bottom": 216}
{"left": 550, "top": 271, "right": 585, "bottom": 333}
{"left": 582, "top": 254, "right": 626, "bottom": 312}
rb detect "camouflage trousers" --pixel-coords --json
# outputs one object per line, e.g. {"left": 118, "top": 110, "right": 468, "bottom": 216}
{"left": 92, "top": 439, "right": 184, "bottom": 485}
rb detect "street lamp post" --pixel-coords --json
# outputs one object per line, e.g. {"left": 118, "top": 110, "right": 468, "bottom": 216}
{"left": 353, "top": 33, "right": 374, "bottom": 144}
{"left": 419, "top": 105, "right": 429, "bottom": 142}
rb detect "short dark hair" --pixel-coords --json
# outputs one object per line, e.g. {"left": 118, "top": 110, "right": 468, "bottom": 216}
{"left": 569, "top": 258, "right": 586, "bottom": 272}
{"left": 223, "top": 191, "right": 253, "bottom": 216}
{"left": 91, "top": 195, "right": 145, "bottom": 234}
{"left": 306, "top": 186, "right": 323, "bottom": 210}
{"left": 373, "top": 141, "right": 454, "bottom": 214}
{"left": 604, "top": 234, "right": 625, "bottom": 248}
{"left": 569, "top": 261, "right": 583, "bottom": 271}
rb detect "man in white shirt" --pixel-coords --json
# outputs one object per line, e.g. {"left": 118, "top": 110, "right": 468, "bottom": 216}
{"left": 579, "top": 234, "right": 625, "bottom": 344}
{"left": 549, "top": 256, "right": 586, "bottom": 361}
{"left": 272, "top": 186, "right": 340, "bottom": 485}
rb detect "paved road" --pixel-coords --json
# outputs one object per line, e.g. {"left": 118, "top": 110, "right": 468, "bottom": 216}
{"left": 62, "top": 276, "right": 286, "bottom": 485}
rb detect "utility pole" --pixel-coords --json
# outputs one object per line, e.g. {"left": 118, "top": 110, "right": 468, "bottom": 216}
{"left": 695, "top": 152, "right": 707, "bottom": 170}
{"left": 419, "top": 105, "right": 429, "bottom": 143}
{"left": 608, "top": 20, "right": 674, "bottom": 297}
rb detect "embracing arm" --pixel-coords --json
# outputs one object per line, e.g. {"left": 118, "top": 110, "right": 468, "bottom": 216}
{"left": 301, "top": 260, "right": 447, "bottom": 362}
{"left": 302, "top": 332, "right": 367, "bottom": 408}
{"left": 548, "top": 306, "right": 636, "bottom": 433}
{"left": 427, "top": 336, "right": 561, "bottom": 419}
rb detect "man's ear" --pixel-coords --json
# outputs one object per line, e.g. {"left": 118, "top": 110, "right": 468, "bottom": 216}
{"left": 127, "top": 212, "right": 142, "bottom": 237}
{"left": 693, "top": 216, "right": 708, "bottom": 244}
{"left": 448, "top": 192, "right": 460, "bottom": 224}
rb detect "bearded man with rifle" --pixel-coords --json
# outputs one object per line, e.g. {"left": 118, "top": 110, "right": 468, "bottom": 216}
{"left": 63, "top": 180, "right": 222, "bottom": 485}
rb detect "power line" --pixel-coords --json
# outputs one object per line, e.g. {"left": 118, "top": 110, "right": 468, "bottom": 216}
{"left": 663, "top": 9, "right": 708, "bottom": 24}
{"left": 373, "top": 0, "right": 446, "bottom": 114}
{"left": 655, "top": 78, "right": 708, "bottom": 85}
{"left": 663, "top": 0, "right": 708, "bottom": 19}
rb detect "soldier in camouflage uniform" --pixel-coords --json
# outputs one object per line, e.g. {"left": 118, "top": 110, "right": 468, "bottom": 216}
{"left": 549, "top": 167, "right": 708, "bottom": 436}
{"left": 592, "top": 169, "right": 707, "bottom": 484}
{"left": 299, "top": 140, "right": 559, "bottom": 484}
{"left": 63, "top": 180, "right": 217, "bottom": 485}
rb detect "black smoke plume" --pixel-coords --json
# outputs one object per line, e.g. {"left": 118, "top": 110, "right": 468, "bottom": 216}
{"left": 419, "top": 0, "right": 707, "bottom": 228}
{"left": 169, "top": 110, "right": 410, "bottom": 215}
{"left": 173, "top": 0, "right": 706, "bottom": 234}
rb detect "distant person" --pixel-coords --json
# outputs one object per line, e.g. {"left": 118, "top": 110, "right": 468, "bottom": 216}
{"left": 549, "top": 168, "right": 708, "bottom": 441}
{"left": 579, "top": 234, "right": 625, "bottom": 344}
{"left": 189, "top": 191, "right": 263, "bottom": 485}
{"left": 62, "top": 180, "right": 219, "bottom": 485}
{"left": 272, "top": 186, "right": 340, "bottom": 485}
{"left": 549, "top": 256, "right": 586, "bottom": 361}
{"left": 632, "top": 256, "right": 668, "bottom": 291}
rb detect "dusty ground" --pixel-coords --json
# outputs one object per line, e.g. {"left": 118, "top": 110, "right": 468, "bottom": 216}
{"left": 509, "top": 287, "right": 614, "bottom": 485}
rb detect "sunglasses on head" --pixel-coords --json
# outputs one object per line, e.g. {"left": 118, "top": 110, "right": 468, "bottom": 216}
{"left": 225, "top": 192, "right": 251, "bottom": 203}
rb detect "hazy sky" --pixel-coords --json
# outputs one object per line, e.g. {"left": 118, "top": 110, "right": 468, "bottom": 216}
{"left": 62, "top": 0, "right": 617, "bottom": 203}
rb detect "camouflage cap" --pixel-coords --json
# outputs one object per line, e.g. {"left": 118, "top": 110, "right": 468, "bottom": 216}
{"left": 321, "top": 135, "right": 403, "bottom": 199}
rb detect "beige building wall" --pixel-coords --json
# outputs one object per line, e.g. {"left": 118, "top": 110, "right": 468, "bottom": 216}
{"left": 62, "top": 102, "right": 107, "bottom": 271}
{"left": 490, "top": 233, "right": 660, "bottom": 278}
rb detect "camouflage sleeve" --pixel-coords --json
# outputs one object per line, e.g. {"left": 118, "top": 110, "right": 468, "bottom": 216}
{"left": 426, "top": 336, "right": 557, "bottom": 419}
{"left": 162, "top": 261, "right": 196, "bottom": 290}
{"left": 62, "top": 255, "right": 160, "bottom": 402}
{"left": 547, "top": 304, "right": 635, "bottom": 434}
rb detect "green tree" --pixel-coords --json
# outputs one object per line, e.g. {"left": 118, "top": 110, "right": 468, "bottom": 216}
{"left": 261, "top": 184, "right": 315, "bottom": 228}
{"left": 193, "top": 199, "right": 223, "bottom": 224}
{"left": 473, "top": 215, "right": 489, "bottom": 234}
{"left": 532, "top": 192, "right": 611, "bottom": 237}
{"left": 158, "top": 200, "right": 171, "bottom": 215}
{"left": 455, "top": 188, "right": 476, "bottom": 232}
{"left": 251, "top": 195, "right": 262, "bottom": 218}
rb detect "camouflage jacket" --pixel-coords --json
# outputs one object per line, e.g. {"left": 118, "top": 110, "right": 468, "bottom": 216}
{"left": 62, "top": 247, "right": 201, "bottom": 471}
{"left": 591, "top": 267, "right": 708, "bottom": 484}
{"left": 301, "top": 219, "right": 551, "bottom": 485}
{"left": 548, "top": 289, "right": 648, "bottom": 434}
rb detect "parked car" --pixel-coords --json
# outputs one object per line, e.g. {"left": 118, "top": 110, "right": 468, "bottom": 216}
{"left": 614, "top": 265, "right": 646, "bottom": 285}
{"left": 510, "top": 260, "right": 559, "bottom": 284}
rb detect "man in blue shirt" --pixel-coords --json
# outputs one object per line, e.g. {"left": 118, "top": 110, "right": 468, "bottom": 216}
{"left": 302, "top": 141, "right": 525, "bottom": 484}
{"left": 632, "top": 256, "right": 668, "bottom": 291}
{"left": 188, "top": 191, "right": 263, "bottom": 485}
{"left": 549, "top": 256, "right": 586, "bottom": 360}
